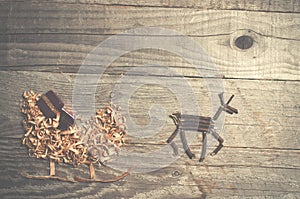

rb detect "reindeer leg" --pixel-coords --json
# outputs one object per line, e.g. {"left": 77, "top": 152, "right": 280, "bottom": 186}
{"left": 180, "top": 129, "right": 195, "bottom": 159}
{"left": 199, "top": 132, "right": 207, "bottom": 162}
{"left": 167, "top": 127, "right": 180, "bottom": 156}
{"left": 170, "top": 141, "right": 179, "bottom": 156}
{"left": 167, "top": 127, "right": 179, "bottom": 143}
{"left": 210, "top": 129, "right": 224, "bottom": 156}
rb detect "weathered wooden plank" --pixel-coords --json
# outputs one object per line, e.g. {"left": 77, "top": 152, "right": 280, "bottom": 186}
{"left": 1, "top": 129, "right": 299, "bottom": 169}
{"left": 0, "top": 73, "right": 299, "bottom": 197}
{"left": 1, "top": 3, "right": 299, "bottom": 81}
{"left": 0, "top": 71, "right": 299, "bottom": 150}
{"left": 0, "top": 70, "right": 298, "bottom": 197}
{"left": 0, "top": 3, "right": 299, "bottom": 40}
{"left": 0, "top": 0, "right": 299, "bottom": 13}
{"left": 0, "top": 33, "right": 299, "bottom": 81}
{"left": 0, "top": 116, "right": 299, "bottom": 195}
{"left": 0, "top": 128, "right": 299, "bottom": 198}
{"left": 0, "top": 1, "right": 299, "bottom": 198}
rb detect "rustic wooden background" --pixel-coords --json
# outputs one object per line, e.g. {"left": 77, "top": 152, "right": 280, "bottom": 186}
{"left": 0, "top": 0, "right": 299, "bottom": 198}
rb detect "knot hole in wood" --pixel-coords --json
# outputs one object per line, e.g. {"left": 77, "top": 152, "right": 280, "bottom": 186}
{"left": 235, "top": 35, "right": 254, "bottom": 50}
{"left": 229, "top": 29, "right": 266, "bottom": 57}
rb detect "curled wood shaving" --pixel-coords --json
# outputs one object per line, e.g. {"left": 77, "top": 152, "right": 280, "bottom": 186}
{"left": 80, "top": 105, "right": 127, "bottom": 163}
{"left": 21, "top": 90, "right": 88, "bottom": 166}
{"left": 21, "top": 90, "right": 127, "bottom": 168}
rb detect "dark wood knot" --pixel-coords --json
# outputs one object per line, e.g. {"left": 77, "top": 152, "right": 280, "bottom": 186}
{"left": 234, "top": 35, "right": 254, "bottom": 50}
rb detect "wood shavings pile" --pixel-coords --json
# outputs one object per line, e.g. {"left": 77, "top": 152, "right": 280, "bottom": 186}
{"left": 80, "top": 105, "right": 127, "bottom": 163}
{"left": 21, "top": 90, "right": 127, "bottom": 167}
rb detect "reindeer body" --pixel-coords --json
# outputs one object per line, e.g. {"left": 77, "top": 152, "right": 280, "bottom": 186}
{"left": 167, "top": 93, "right": 238, "bottom": 162}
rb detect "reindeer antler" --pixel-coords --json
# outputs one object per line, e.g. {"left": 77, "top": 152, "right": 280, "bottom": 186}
{"left": 213, "top": 92, "right": 238, "bottom": 120}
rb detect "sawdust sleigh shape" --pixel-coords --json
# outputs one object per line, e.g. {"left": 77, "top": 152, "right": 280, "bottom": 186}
{"left": 20, "top": 90, "right": 131, "bottom": 183}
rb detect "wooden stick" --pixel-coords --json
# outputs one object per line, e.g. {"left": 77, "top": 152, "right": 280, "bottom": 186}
{"left": 170, "top": 141, "right": 179, "bottom": 156}
{"left": 49, "top": 159, "right": 55, "bottom": 176}
{"left": 226, "top": 95, "right": 234, "bottom": 105}
{"left": 199, "top": 132, "right": 207, "bottom": 162}
{"left": 210, "top": 129, "right": 224, "bottom": 156}
{"left": 179, "top": 129, "right": 195, "bottom": 159}
{"left": 74, "top": 167, "right": 133, "bottom": 183}
{"left": 166, "top": 128, "right": 179, "bottom": 143}
{"left": 21, "top": 166, "right": 133, "bottom": 183}
{"left": 20, "top": 171, "right": 77, "bottom": 183}
{"left": 89, "top": 162, "right": 95, "bottom": 179}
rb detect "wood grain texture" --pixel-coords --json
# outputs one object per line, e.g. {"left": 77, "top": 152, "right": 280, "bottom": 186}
{"left": 0, "top": 0, "right": 299, "bottom": 13}
{"left": 0, "top": 71, "right": 299, "bottom": 198}
{"left": 0, "top": 3, "right": 299, "bottom": 81}
{"left": 0, "top": 3, "right": 299, "bottom": 39}
{"left": 1, "top": 33, "right": 299, "bottom": 81}
{"left": 0, "top": 1, "right": 299, "bottom": 198}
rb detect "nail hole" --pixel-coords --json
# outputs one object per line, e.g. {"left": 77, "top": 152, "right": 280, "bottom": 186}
{"left": 235, "top": 35, "right": 254, "bottom": 50}
{"left": 172, "top": 170, "right": 182, "bottom": 177}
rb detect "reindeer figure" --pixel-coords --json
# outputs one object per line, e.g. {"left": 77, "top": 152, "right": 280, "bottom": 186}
{"left": 167, "top": 92, "right": 238, "bottom": 162}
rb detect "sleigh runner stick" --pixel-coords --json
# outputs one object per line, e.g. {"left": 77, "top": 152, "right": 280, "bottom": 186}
{"left": 20, "top": 171, "right": 77, "bottom": 182}
{"left": 89, "top": 162, "right": 95, "bottom": 179}
{"left": 74, "top": 167, "right": 134, "bottom": 183}
{"left": 50, "top": 159, "right": 55, "bottom": 176}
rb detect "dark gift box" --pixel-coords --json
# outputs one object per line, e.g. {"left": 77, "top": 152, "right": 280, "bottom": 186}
{"left": 37, "top": 90, "right": 74, "bottom": 131}
{"left": 36, "top": 90, "right": 64, "bottom": 118}
{"left": 58, "top": 108, "right": 75, "bottom": 131}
